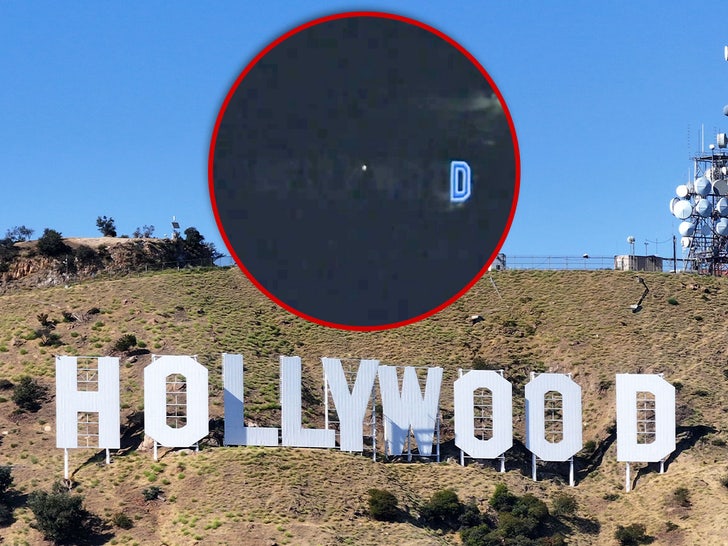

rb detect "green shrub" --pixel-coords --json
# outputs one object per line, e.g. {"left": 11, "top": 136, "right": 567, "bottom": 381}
{"left": 460, "top": 524, "right": 499, "bottom": 546}
{"left": 489, "top": 483, "right": 518, "bottom": 512}
{"left": 27, "top": 485, "right": 90, "bottom": 543}
{"left": 667, "top": 297, "right": 679, "bottom": 305}
{"left": 581, "top": 439, "right": 597, "bottom": 456}
{"left": 615, "top": 523, "right": 650, "bottom": 545}
{"left": 111, "top": 512, "right": 133, "bottom": 529}
{"left": 142, "top": 486, "right": 162, "bottom": 501}
{"left": 512, "top": 494, "right": 549, "bottom": 527}
{"left": 552, "top": 492, "right": 577, "bottom": 516}
{"left": 12, "top": 376, "right": 47, "bottom": 412}
{"left": 0, "top": 379, "right": 13, "bottom": 390}
{"left": 75, "top": 245, "right": 98, "bottom": 264}
{"left": 420, "top": 488, "right": 463, "bottom": 528}
{"left": 367, "top": 488, "right": 398, "bottom": 521}
{"left": 673, "top": 487, "right": 691, "bottom": 508}
{"left": 113, "top": 334, "right": 137, "bottom": 352}
{"left": 498, "top": 511, "right": 538, "bottom": 539}
{"left": 458, "top": 498, "right": 482, "bottom": 528}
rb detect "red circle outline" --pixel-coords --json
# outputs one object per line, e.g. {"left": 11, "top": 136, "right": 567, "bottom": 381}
{"left": 208, "top": 11, "right": 520, "bottom": 331}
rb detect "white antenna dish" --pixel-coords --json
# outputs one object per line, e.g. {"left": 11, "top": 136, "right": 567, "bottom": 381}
{"left": 724, "top": 45, "right": 728, "bottom": 61}
{"left": 717, "top": 218, "right": 728, "bottom": 236}
{"left": 672, "top": 199, "right": 693, "bottom": 220}
{"left": 627, "top": 235, "right": 635, "bottom": 244}
{"left": 678, "top": 221, "right": 696, "bottom": 237}
{"left": 713, "top": 179, "right": 728, "bottom": 196}
{"left": 695, "top": 176, "right": 711, "bottom": 196}
{"left": 717, "top": 197, "right": 728, "bottom": 216}
{"left": 695, "top": 198, "right": 712, "bottom": 217}
{"left": 719, "top": 133, "right": 728, "bottom": 148}
{"left": 669, "top": 197, "right": 679, "bottom": 215}
{"left": 676, "top": 184, "right": 689, "bottom": 198}
{"left": 681, "top": 236, "right": 692, "bottom": 248}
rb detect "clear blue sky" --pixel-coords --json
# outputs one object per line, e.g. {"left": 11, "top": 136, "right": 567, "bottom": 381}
{"left": 1, "top": 1, "right": 726, "bottom": 259}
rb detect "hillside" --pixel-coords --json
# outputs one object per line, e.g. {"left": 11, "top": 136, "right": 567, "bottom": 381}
{"left": 0, "top": 266, "right": 728, "bottom": 544}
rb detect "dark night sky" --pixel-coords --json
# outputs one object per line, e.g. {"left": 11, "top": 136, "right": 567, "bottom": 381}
{"left": 212, "top": 15, "right": 516, "bottom": 327}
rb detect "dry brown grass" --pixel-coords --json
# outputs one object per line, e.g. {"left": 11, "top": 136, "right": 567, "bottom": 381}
{"left": 0, "top": 268, "right": 727, "bottom": 543}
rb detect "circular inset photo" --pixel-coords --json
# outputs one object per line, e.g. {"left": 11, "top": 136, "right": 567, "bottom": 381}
{"left": 209, "top": 12, "right": 519, "bottom": 330}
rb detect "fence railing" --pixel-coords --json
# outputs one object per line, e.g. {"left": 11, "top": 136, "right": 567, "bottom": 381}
{"left": 504, "top": 256, "right": 683, "bottom": 272}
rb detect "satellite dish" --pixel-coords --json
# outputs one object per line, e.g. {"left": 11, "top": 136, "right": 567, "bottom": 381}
{"left": 678, "top": 221, "right": 696, "bottom": 237}
{"left": 719, "top": 133, "right": 728, "bottom": 148}
{"left": 676, "top": 184, "right": 689, "bottom": 198}
{"left": 695, "top": 198, "right": 712, "bottom": 217}
{"left": 718, "top": 197, "right": 728, "bottom": 216}
{"left": 681, "top": 236, "right": 692, "bottom": 248}
{"left": 695, "top": 176, "right": 712, "bottom": 197}
{"left": 713, "top": 179, "right": 728, "bottom": 196}
{"left": 725, "top": 45, "right": 728, "bottom": 62}
{"left": 627, "top": 235, "right": 635, "bottom": 244}
{"left": 724, "top": 105, "right": 728, "bottom": 117}
{"left": 717, "top": 218, "right": 728, "bottom": 236}
{"left": 673, "top": 199, "right": 693, "bottom": 220}
{"left": 669, "top": 197, "right": 680, "bottom": 214}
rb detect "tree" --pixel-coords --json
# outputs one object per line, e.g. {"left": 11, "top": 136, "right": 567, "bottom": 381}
{"left": 0, "top": 466, "right": 13, "bottom": 496}
{"left": 5, "top": 225, "right": 33, "bottom": 242}
{"left": 0, "top": 237, "right": 19, "bottom": 272}
{"left": 0, "top": 466, "right": 14, "bottom": 526}
{"left": 37, "top": 228, "right": 68, "bottom": 257}
{"left": 133, "top": 225, "right": 155, "bottom": 238}
{"left": 12, "top": 376, "right": 47, "bottom": 412}
{"left": 183, "top": 226, "right": 204, "bottom": 246}
{"left": 420, "top": 489, "right": 464, "bottom": 528}
{"left": 27, "top": 485, "right": 91, "bottom": 543}
{"left": 96, "top": 216, "right": 117, "bottom": 237}
{"left": 113, "top": 333, "right": 137, "bottom": 352}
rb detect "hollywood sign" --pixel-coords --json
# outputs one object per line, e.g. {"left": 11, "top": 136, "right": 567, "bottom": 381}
{"left": 55, "top": 354, "right": 676, "bottom": 485}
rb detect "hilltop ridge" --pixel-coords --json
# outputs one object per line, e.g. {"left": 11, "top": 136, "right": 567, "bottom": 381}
{"left": 0, "top": 268, "right": 727, "bottom": 543}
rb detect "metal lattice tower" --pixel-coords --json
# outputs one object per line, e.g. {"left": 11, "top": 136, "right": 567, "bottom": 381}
{"left": 671, "top": 148, "right": 728, "bottom": 274}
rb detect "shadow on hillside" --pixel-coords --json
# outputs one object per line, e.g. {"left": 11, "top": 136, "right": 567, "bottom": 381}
{"left": 118, "top": 410, "right": 146, "bottom": 453}
{"left": 633, "top": 424, "right": 716, "bottom": 489}
{"left": 575, "top": 429, "right": 617, "bottom": 485}
{"left": 70, "top": 412, "right": 146, "bottom": 478}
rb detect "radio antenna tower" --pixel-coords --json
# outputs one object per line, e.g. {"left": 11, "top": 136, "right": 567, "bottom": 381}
{"left": 668, "top": 46, "right": 728, "bottom": 274}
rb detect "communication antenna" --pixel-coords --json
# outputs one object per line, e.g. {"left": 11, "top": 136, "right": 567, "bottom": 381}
{"left": 171, "top": 216, "right": 181, "bottom": 239}
{"left": 667, "top": 44, "right": 728, "bottom": 274}
{"left": 627, "top": 236, "right": 635, "bottom": 256}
